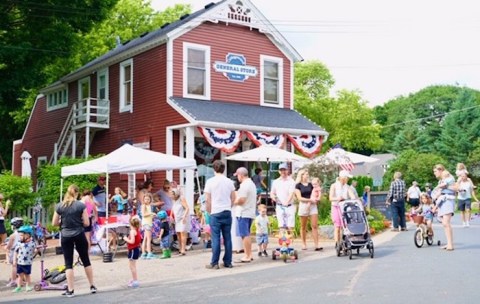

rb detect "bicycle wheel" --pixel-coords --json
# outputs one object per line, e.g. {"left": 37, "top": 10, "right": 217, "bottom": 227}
{"left": 426, "top": 235, "right": 434, "bottom": 246}
{"left": 414, "top": 229, "right": 424, "bottom": 248}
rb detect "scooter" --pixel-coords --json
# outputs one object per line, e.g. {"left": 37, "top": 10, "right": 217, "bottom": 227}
{"left": 34, "top": 246, "right": 67, "bottom": 291}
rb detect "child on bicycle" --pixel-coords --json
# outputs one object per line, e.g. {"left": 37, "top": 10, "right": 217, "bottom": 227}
{"left": 123, "top": 216, "right": 141, "bottom": 288}
{"left": 414, "top": 193, "right": 434, "bottom": 235}
{"left": 12, "top": 225, "right": 37, "bottom": 293}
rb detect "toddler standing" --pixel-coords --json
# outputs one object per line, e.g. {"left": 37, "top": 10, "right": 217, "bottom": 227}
{"left": 123, "top": 216, "right": 142, "bottom": 288}
{"left": 156, "top": 210, "right": 171, "bottom": 259}
{"left": 255, "top": 204, "right": 269, "bottom": 257}
{"left": 5, "top": 217, "right": 23, "bottom": 288}
{"left": 12, "top": 225, "right": 37, "bottom": 293}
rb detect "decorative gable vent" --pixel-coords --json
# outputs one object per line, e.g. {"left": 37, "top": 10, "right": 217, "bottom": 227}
{"left": 227, "top": 1, "right": 251, "bottom": 23}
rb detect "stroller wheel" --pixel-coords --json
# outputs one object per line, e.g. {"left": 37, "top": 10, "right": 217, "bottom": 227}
{"left": 348, "top": 249, "right": 353, "bottom": 260}
{"left": 272, "top": 250, "right": 276, "bottom": 260}
{"left": 335, "top": 243, "right": 341, "bottom": 257}
{"left": 356, "top": 248, "right": 360, "bottom": 255}
{"left": 34, "top": 284, "right": 42, "bottom": 291}
{"left": 437, "top": 240, "right": 441, "bottom": 246}
{"left": 369, "top": 244, "right": 374, "bottom": 258}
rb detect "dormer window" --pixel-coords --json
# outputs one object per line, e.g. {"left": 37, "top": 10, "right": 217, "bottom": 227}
{"left": 260, "top": 55, "right": 283, "bottom": 107}
{"left": 183, "top": 42, "right": 210, "bottom": 100}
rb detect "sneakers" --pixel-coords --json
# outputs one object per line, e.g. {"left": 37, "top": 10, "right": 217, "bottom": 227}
{"left": 25, "top": 286, "right": 33, "bottom": 292}
{"left": 6, "top": 281, "right": 17, "bottom": 287}
{"left": 62, "top": 289, "right": 75, "bottom": 298}
{"left": 205, "top": 264, "right": 219, "bottom": 270}
{"left": 466, "top": 221, "right": 470, "bottom": 227}
{"left": 222, "top": 263, "right": 234, "bottom": 268}
{"left": 262, "top": 250, "right": 268, "bottom": 257}
{"left": 141, "top": 252, "right": 148, "bottom": 259}
{"left": 90, "top": 285, "right": 97, "bottom": 294}
{"left": 12, "top": 286, "right": 22, "bottom": 293}
{"left": 146, "top": 252, "right": 156, "bottom": 259}
{"left": 462, "top": 222, "right": 467, "bottom": 227}
{"left": 127, "top": 280, "right": 139, "bottom": 288}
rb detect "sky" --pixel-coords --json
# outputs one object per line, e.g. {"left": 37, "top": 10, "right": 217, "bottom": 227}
{"left": 152, "top": 0, "right": 480, "bottom": 106}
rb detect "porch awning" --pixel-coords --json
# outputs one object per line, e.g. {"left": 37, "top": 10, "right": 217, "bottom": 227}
{"left": 168, "top": 97, "right": 328, "bottom": 137}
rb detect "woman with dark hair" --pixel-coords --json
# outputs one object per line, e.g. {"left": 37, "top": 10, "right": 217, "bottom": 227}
{"left": 52, "top": 184, "right": 97, "bottom": 297}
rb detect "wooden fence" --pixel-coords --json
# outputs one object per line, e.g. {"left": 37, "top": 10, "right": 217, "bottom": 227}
{"left": 9, "top": 207, "right": 49, "bottom": 227}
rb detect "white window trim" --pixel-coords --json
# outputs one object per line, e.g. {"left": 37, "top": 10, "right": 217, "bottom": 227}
{"left": 78, "top": 77, "right": 91, "bottom": 101}
{"left": 97, "top": 68, "right": 109, "bottom": 101}
{"left": 260, "top": 55, "right": 283, "bottom": 108}
{"left": 37, "top": 156, "right": 47, "bottom": 166}
{"left": 46, "top": 87, "right": 68, "bottom": 111}
{"left": 119, "top": 59, "right": 133, "bottom": 113}
{"left": 183, "top": 42, "right": 211, "bottom": 100}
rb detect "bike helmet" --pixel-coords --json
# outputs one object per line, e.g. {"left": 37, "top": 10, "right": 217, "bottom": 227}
{"left": 157, "top": 210, "right": 167, "bottom": 220}
{"left": 10, "top": 217, "right": 24, "bottom": 229}
{"left": 425, "top": 183, "right": 432, "bottom": 188}
{"left": 18, "top": 225, "right": 33, "bottom": 235}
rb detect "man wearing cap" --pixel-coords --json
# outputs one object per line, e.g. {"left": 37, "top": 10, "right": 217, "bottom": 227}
{"left": 92, "top": 176, "right": 107, "bottom": 218}
{"left": 233, "top": 167, "right": 257, "bottom": 263}
{"left": 270, "top": 163, "right": 296, "bottom": 234}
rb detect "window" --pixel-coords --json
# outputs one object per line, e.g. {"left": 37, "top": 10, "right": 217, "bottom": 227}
{"left": 97, "top": 69, "right": 109, "bottom": 101}
{"left": 46, "top": 88, "right": 68, "bottom": 111}
{"left": 36, "top": 156, "right": 48, "bottom": 190}
{"left": 120, "top": 59, "right": 133, "bottom": 112}
{"left": 260, "top": 55, "right": 283, "bottom": 107}
{"left": 183, "top": 43, "right": 210, "bottom": 99}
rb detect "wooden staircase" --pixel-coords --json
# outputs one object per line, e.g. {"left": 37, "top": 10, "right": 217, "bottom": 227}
{"left": 51, "top": 98, "right": 110, "bottom": 163}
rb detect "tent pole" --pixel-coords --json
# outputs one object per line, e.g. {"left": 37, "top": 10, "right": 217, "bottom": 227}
{"left": 105, "top": 172, "right": 109, "bottom": 253}
{"left": 60, "top": 178, "right": 64, "bottom": 203}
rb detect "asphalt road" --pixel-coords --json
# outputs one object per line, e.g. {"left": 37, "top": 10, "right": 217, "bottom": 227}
{"left": 3, "top": 215, "right": 478, "bottom": 304}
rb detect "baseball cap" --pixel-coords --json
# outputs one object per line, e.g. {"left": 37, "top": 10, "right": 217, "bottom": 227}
{"left": 233, "top": 167, "right": 248, "bottom": 177}
{"left": 278, "top": 163, "right": 289, "bottom": 170}
{"left": 339, "top": 170, "right": 352, "bottom": 178}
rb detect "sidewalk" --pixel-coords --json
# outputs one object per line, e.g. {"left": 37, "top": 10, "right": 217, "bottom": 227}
{"left": 0, "top": 230, "right": 397, "bottom": 301}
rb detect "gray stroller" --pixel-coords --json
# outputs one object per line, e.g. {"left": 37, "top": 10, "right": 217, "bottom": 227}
{"left": 336, "top": 200, "right": 374, "bottom": 259}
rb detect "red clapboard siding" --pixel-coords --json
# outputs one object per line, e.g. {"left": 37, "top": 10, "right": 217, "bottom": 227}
{"left": 173, "top": 22, "right": 292, "bottom": 108}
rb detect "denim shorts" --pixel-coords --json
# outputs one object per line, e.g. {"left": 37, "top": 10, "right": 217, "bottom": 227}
{"left": 256, "top": 233, "right": 269, "bottom": 245}
{"left": 236, "top": 217, "right": 253, "bottom": 237}
{"left": 458, "top": 199, "right": 471, "bottom": 211}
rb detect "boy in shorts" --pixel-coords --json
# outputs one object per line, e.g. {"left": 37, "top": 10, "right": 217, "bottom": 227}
{"left": 255, "top": 204, "right": 269, "bottom": 257}
{"left": 12, "top": 225, "right": 37, "bottom": 293}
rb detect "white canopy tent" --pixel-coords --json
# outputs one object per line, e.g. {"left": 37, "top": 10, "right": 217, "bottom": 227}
{"left": 60, "top": 144, "right": 197, "bottom": 253}
{"left": 61, "top": 143, "right": 197, "bottom": 177}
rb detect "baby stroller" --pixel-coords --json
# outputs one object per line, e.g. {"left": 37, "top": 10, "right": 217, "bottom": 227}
{"left": 336, "top": 200, "right": 374, "bottom": 259}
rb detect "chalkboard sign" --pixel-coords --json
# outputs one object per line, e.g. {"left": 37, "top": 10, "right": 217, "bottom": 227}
{"left": 369, "top": 191, "right": 392, "bottom": 220}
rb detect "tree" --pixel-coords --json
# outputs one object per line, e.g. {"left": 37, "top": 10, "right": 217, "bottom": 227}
{"left": 37, "top": 157, "right": 103, "bottom": 209}
{"left": 435, "top": 89, "right": 480, "bottom": 164}
{"left": 382, "top": 150, "right": 446, "bottom": 190}
{"left": 0, "top": 172, "right": 37, "bottom": 212}
{"left": 294, "top": 61, "right": 382, "bottom": 152}
{"left": 391, "top": 108, "right": 421, "bottom": 152}
{"left": 0, "top": 0, "right": 119, "bottom": 169}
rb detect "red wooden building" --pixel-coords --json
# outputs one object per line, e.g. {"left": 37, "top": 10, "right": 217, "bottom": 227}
{"left": 13, "top": 0, "right": 328, "bottom": 205}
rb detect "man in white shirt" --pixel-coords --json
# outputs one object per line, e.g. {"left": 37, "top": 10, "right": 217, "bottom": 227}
{"left": 204, "top": 160, "right": 235, "bottom": 269}
{"left": 270, "top": 163, "right": 296, "bottom": 234}
{"left": 233, "top": 167, "right": 257, "bottom": 263}
{"left": 407, "top": 181, "right": 421, "bottom": 208}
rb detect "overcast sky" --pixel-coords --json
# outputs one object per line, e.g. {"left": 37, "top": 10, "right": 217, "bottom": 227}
{"left": 152, "top": 0, "right": 480, "bottom": 106}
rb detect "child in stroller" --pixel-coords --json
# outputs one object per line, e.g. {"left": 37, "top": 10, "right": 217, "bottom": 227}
{"left": 336, "top": 200, "right": 374, "bottom": 259}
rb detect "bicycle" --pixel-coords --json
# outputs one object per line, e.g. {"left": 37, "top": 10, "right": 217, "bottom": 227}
{"left": 413, "top": 214, "right": 441, "bottom": 248}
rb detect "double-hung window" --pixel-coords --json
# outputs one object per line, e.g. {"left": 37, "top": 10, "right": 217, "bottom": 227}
{"left": 120, "top": 59, "right": 133, "bottom": 112}
{"left": 261, "top": 55, "right": 283, "bottom": 107}
{"left": 183, "top": 43, "right": 210, "bottom": 99}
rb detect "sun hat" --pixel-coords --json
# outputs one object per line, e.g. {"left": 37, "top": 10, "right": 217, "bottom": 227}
{"left": 339, "top": 170, "right": 352, "bottom": 178}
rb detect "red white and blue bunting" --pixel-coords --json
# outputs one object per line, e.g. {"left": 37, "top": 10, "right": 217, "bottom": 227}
{"left": 198, "top": 127, "right": 242, "bottom": 153}
{"left": 245, "top": 131, "right": 285, "bottom": 148}
{"left": 287, "top": 134, "right": 323, "bottom": 158}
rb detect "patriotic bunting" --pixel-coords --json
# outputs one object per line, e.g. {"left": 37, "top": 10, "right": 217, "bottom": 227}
{"left": 245, "top": 131, "right": 285, "bottom": 148}
{"left": 287, "top": 134, "right": 323, "bottom": 158}
{"left": 198, "top": 127, "right": 242, "bottom": 153}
